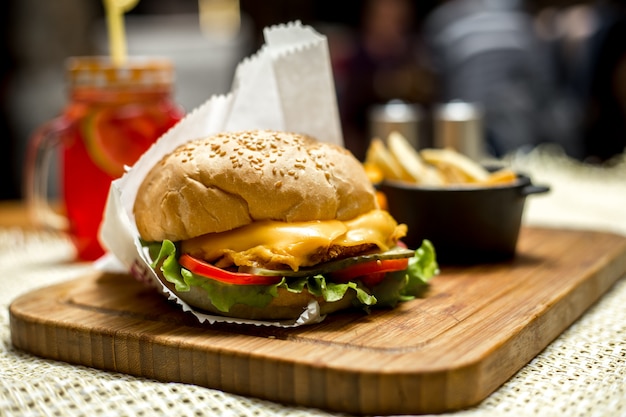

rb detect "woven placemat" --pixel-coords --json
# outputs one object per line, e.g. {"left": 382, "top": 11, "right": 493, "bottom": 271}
{"left": 509, "top": 145, "right": 626, "bottom": 236}
{"left": 1, "top": 148, "right": 625, "bottom": 416}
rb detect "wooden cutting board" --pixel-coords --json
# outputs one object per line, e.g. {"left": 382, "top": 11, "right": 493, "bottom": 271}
{"left": 10, "top": 227, "right": 626, "bottom": 415}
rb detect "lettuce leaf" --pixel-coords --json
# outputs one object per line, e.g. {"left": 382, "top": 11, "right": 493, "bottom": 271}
{"left": 406, "top": 239, "right": 439, "bottom": 295}
{"left": 369, "top": 239, "right": 438, "bottom": 307}
{"left": 145, "top": 239, "right": 437, "bottom": 314}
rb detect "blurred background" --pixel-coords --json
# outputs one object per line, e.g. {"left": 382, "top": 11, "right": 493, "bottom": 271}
{"left": 1, "top": 0, "right": 626, "bottom": 201}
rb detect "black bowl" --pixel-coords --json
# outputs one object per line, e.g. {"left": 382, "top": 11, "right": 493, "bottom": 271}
{"left": 380, "top": 173, "right": 549, "bottom": 264}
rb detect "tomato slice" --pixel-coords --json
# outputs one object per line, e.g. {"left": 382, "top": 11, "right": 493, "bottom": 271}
{"left": 179, "top": 254, "right": 282, "bottom": 286}
{"left": 179, "top": 254, "right": 409, "bottom": 287}
{"left": 329, "top": 258, "right": 409, "bottom": 286}
{"left": 359, "top": 272, "right": 386, "bottom": 288}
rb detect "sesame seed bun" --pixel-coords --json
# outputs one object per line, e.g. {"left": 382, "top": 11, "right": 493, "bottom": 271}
{"left": 133, "top": 130, "right": 378, "bottom": 242}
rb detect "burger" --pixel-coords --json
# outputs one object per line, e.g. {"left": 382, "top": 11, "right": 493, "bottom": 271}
{"left": 133, "top": 130, "right": 437, "bottom": 321}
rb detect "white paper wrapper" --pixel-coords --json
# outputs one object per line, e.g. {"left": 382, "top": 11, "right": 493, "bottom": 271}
{"left": 97, "top": 21, "right": 343, "bottom": 327}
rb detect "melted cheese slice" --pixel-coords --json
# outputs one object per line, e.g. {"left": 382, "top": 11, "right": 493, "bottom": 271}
{"left": 180, "top": 209, "right": 406, "bottom": 271}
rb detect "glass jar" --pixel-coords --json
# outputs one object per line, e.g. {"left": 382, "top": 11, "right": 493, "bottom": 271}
{"left": 25, "top": 56, "right": 184, "bottom": 260}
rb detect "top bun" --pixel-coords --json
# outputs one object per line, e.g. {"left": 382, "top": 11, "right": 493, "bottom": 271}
{"left": 134, "top": 130, "right": 378, "bottom": 242}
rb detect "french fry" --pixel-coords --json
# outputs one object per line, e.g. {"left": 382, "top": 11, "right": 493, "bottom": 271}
{"left": 365, "top": 138, "right": 409, "bottom": 181}
{"left": 419, "top": 148, "right": 490, "bottom": 184}
{"left": 362, "top": 133, "right": 517, "bottom": 188}
{"left": 482, "top": 168, "right": 518, "bottom": 186}
{"left": 386, "top": 131, "right": 445, "bottom": 186}
{"left": 375, "top": 190, "right": 388, "bottom": 211}
{"left": 437, "top": 164, "right": 467, "bottom": 184}
{"left": 363, "top": 161, "right": 384, "bottom": 184}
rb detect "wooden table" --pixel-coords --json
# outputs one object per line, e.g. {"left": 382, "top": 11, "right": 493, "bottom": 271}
{"left": 0, "top": 200, "right": 36, "bottom": 229}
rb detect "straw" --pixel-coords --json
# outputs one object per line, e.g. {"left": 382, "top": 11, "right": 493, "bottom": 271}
{"left": 103, "top": 0, "right": 140, "bottom": 66}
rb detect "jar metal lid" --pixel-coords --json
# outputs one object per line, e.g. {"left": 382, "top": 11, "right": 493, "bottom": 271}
{"left": 66, "top": 56, "right": 175, "bottom": 88}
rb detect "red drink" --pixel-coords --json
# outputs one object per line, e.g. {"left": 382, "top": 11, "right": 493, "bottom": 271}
{"left": 27, "top": 57, "right": 184, "bottom": 260}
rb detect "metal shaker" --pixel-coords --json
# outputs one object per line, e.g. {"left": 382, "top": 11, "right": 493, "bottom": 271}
{"left": 368, "top": 100, "right": 423, "bottom": 149}
{"left": 434, "top": 101, "right": 485, "bottom": 161}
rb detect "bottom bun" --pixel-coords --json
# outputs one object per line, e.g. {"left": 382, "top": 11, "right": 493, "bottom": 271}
{"left": 161, "top": 279, "right": 357, "bottom": 321}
